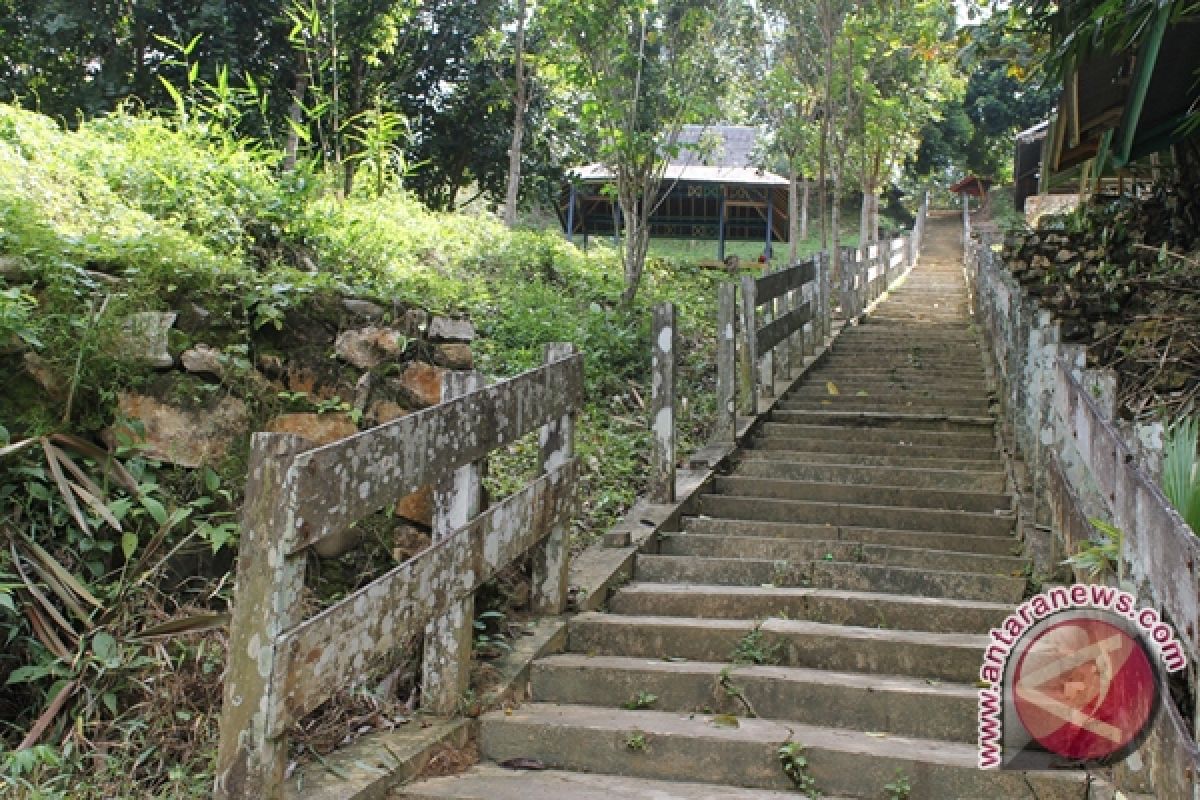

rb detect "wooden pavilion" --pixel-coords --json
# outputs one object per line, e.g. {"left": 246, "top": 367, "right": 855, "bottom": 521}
{"left": 559, "top": 125, "right": 791, "bottom": 260}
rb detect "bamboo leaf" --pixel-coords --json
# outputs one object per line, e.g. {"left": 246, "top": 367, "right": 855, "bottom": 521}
{"left": 70, "top": 482, "right": 122, "bottom": 532}
{"left": 20, "top": 537, "right": 103, "bottom": 610}
{"left": 41, "top": 441, "right": 90, "bottom": 536}
{"left": 0, "top": 437, "right": 39, "bottom": 459}
{"left": 49, "top": 434, "right": 140, "bottom": 496}
{"left": 11, "top": 543, "right": 79, "bottom": 645}
{"left": 17, "top": 679, "right": 78, "bottom": 751}
{"left": 134, "top": 613, "right": 231, "bottom": 639}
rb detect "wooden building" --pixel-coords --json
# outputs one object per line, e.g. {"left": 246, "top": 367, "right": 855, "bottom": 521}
{"left": 559, "top": 125, "right": 790, "bottom": 260}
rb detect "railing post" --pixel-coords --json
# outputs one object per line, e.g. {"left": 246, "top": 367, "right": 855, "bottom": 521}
{"left": 531, "top": 342, "right": 576, "bottom": 614}
{"left": 650, "top": 303, "right": 677, "bottom": 503}
{"left": 773, "top": 268, "right": 790, "bottom": 396}
{"left": 716, "top": 283, "right": 737, "bottom": 443}
{"left": 422, "top": 370, "right": 484, "bottom": 715}
{"left": 817, "top": 251, "right": 830, "bottom": 344}
{"left": 215, "top": 433, "right": 309, "bottom": 800}
{"left": 739, "top": 275, "right": 759, "bottom": 413}
{"left": 759, "top": 272, "right": 774, "bottom": 401}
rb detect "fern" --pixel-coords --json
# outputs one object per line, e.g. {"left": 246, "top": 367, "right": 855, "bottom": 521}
{"left": 1163, "top": 415, "right": 1200, "bottom": 535}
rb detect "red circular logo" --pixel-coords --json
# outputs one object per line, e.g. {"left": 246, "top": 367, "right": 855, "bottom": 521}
{"left": 1012, "top": 617, "right": 1158, "bottom": 761}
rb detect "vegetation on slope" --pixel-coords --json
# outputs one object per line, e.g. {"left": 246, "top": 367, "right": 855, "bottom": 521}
{"left": 0, "top": 102, "right": 731, "bottom": 797}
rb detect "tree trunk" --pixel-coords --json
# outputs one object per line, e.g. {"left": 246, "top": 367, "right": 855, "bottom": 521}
{"left": 283, "top": 70, "right": 310, "bottom": 173}
{"left": 788, "top": 164, "right": 800, "bottom": 263}
{"left": 342, "top": 54, "right": 366, "bottom": 197}
{"left": 503, "top": 0, "right": 529, "bottom": 227}
{"left": 859, "top": 184, "right": 870, "bottom": 249}
{"left": 800, "top": 181, "right": 810, "bottom": 241}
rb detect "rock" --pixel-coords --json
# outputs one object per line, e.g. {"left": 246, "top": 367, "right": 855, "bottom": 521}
{"left": 395, "top": 485, "right": 433, "bottom": 527}
{"left": 114, "top": 312, "right": 177, "bottom": 368}
{"left": 342, "top": 298, "right": 386, "bottom": 318}
{"left": 367, "top": 400, "right": 410, "bottom": 426}
{"left": 353, "top": 372, "right": 373, "bottom": 412}
{"left": 181, "top": 344, "right": 224, "bottom": 377}
{"left": 23, "top": 353, "right": 67, "bottom": 399}
{"left": 428, "top": 315, "right": 475, "bottom": 343}
{"left": 391, "top": 362, "right": 446, "bottom": 409}
{"left": 0, "top": 256, "right": 21, "bottom": 276}
{"left": 392, "top": 522, "right": 432, "bottom": 563}
{"left": 401, "top": 308, "right": 429, "bottom": 338}
{"left": 175, "top": 302, "right": 213, "bottom": 333}
{"left": 105, "top": 393, "right": 248, "bottom": 468}
{"left": 431, "top": 342, "right": 474, "bottom": 370}
{"left": 266, "top": 412, "right": 358, "bottom": 446}
{"left": 335, "top": 326, "right": 406, "bottom": 369}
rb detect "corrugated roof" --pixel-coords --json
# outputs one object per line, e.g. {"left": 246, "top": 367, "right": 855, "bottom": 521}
{"left": 571, "top": 124, "right": 787, "bottom": 186}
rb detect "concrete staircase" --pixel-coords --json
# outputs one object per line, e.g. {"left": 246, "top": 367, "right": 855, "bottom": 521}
{"left": 397, "top": 221, "right": 1090, "bottom": 799}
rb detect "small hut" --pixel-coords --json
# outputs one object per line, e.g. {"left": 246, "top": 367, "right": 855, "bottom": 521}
{"left": 559, "top": 125, "right": 791, "bottom": 260}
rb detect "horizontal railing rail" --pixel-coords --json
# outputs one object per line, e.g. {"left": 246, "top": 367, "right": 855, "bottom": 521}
{"left": 215, "top": 346, "right": 584, "bottom": 800}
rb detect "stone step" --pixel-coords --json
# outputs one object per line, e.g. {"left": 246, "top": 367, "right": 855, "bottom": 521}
{"left": 786, "top": 382, "right": 991, "bottom": 399}
{"left": 735, "top": 448, "right": 1003, "bottom": 472}
{"left": 818, "top": 353, "right": 983, "bottom": 368}
{"left": 399, "top": 766, "right": 831, "bottom": 800}
{"left": 759, "top": 422, "right": 995, "bottom": 447}
{"left": 682, "top": 517, "right": 1021, "bottom": 556}
{"left": 567, "top": 613, "right": 986, "bottom": 682}
{"left": 693, "top": 495, "right": 1016, "bottom": 537}
{"left": 608, "top": 583, "right": 1011, "bottom": 634}
{"left": 477, "top": 705, "right": 1087, "bottom": 799}
{"left": 778, "top": 398, "right": 991, "bottom": 415}
{"left": 768, "top": 410, "right": 994, "bottom": 432}
{"left": 731, "top": 458, "right": 1006, "bottom": 492}
{"left": 658, "top": 532, "right": 1027, "bottom": 575}
{"left": 635, "top": 555, "right": 1024, "bottom": 603}
{"left": 713, "top": 476, "right": 1011, "bottom": 513}
{"left": 748, "top": 436, "right": 1001, "bottom": 461}
{"left": 803, "top": 370, "right": 988, "bottom": 386}
{"left": 532, "top": 655, "right": 980, "bottom": 742}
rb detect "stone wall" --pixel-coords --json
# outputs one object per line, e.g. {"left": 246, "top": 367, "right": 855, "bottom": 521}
{"left": 968, "top": 231, "right": 1200, "bottom": 798}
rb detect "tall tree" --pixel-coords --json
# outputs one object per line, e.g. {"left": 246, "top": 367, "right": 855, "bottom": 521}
{"left": 503, "top": 0, "right": 530, "bottom": 226}
{"left": 541, "top": 0, "right": 733, "bottom": 306}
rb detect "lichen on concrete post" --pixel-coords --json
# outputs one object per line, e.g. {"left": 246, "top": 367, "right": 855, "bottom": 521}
{"left": 531, "top": 342, "right": 576, "bottom": 614}
{"left": 716, "top": 283, "right": 737, "bottom": 444}
{"left": 650, "top": 303, "right": 677, "bottom": 503}
{"left": 738, "top": 276, "right": 757, "bottom": 415}
{"left": 772, "top": 273, "right": 790, "bottom": 396}
{"left": 422, "top": 369, "right": 484, "bottom": 715}
{"left": 215, "top": 433, "right": 309, "bottom": 800}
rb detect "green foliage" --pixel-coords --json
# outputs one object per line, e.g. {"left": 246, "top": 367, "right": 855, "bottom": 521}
{"left": 625, "top": 731, "right": 649, "bottom": 751}
{"left": 622, "top": 690, "right": 658, "bottom": 710}
{"left": 885, "top": 770, "right": 913, "bottom": 800}
{"left": 1063, "top": 518, "right": 1124, "bottom": 581}
{"left": 1163, "top": 415, "right": 1200, "bottom": 535}
{"left": 732, "top": 623, "right": 783, "bottom": 666}
{"left": 778, "top": 739, "right": 820, "bottom": 797}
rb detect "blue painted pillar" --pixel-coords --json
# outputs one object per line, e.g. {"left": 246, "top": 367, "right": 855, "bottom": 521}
{"left": 764, "top": 189, "right": 774, "bottom": 259}
{"left": 565, "top": 183, "right": 577, "bottom": 244}
{"left": 717, "top": 191, "right": 727, "bottom": 262}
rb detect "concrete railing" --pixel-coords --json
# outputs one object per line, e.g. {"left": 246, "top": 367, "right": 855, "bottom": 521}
{"left": 214, "top": 347, "right": 584, "bottom": 799}
{"left": 968, "top": 231, "right": 1200, "bottom": 799}
{"left": 709, "top": 193, "right": 929, "bottom": 440}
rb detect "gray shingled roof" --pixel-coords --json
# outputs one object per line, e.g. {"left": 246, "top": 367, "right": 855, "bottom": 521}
{"left": 675, "top": 124, "right": 763, "bottom": 168}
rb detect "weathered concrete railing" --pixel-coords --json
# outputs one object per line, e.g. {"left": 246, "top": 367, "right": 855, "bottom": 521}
{"left": 839, "top": 235, "right": 913, "bottom": 320}
{"left": 969, "top": 232, "right": 1200, "bottom": 798}
{"left": 733, "top": 257, "right": 824, "bottom": 418}
{"left": 214, "top": 347, "right": 583, "bottom": 800}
